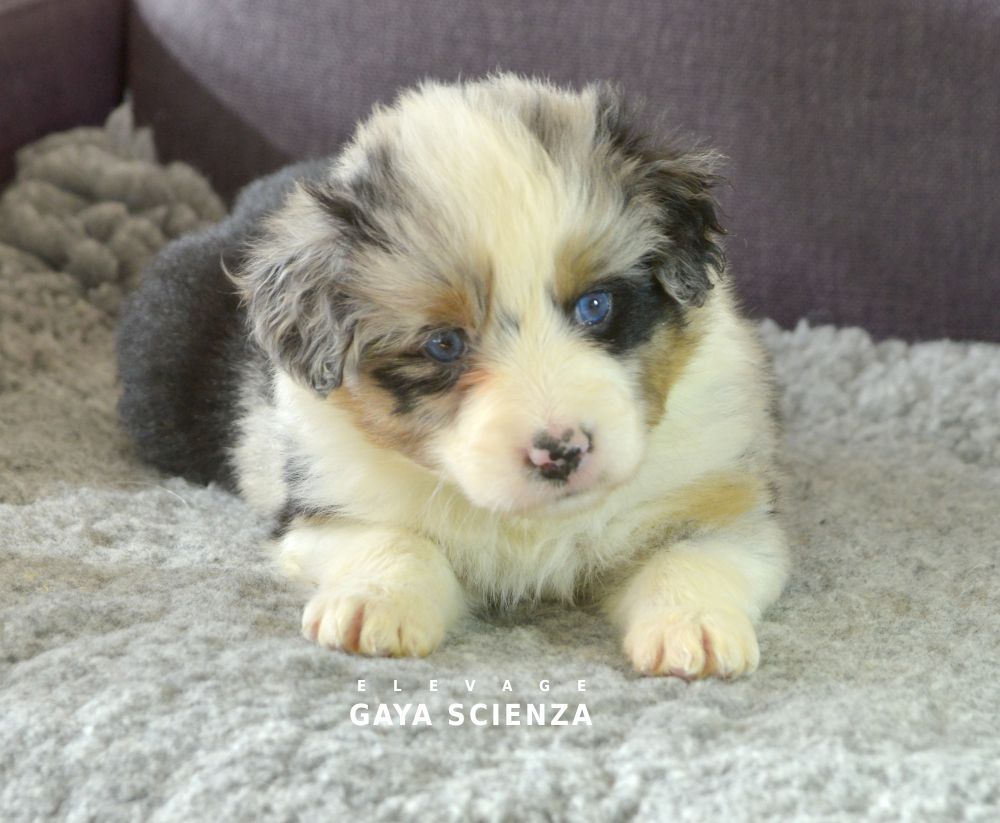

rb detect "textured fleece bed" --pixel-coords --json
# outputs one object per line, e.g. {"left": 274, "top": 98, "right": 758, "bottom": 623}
{"left": 1, "top": 110, "right": 998, "bottom": 822}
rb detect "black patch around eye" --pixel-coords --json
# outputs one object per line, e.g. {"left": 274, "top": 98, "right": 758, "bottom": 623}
{"left": 566, "top": 274, "right": 681, "bottom": 355}
{"left": 371, "top": 355, "right": 463, "bottom": 415}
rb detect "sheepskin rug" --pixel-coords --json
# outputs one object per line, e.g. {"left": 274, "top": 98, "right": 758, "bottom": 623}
{"left": 2, "top": 108, "right": 998, "bottom": 822}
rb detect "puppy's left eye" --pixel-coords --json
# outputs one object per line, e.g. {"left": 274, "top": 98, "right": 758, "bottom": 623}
{"left": 574, "top": 291, "right": 613, "bottom": 326}
{"left": 423, "top": 329, "right": 467, "bottom": 363}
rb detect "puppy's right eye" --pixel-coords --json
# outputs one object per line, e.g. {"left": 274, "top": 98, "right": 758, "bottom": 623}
{"left": 423, "top": 329, "right": 467, "bottom": 363}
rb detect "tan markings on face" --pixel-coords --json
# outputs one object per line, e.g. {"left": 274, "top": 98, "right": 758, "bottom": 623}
{"left": 553, "top": 232, "right": 606, "bottom": 305}
{"left": 665, "top": 471, "right": 765, "bottom": 529}
{"left": 325, "top": 257, "right": 492, "bottom": 464}
{"left": 350, "top": 235, "right": 492, "bottom": 331}
{"left": 328, "top": 378, "right": 429, "bottom": 459}
{"left": 426, "top": 279, "right": 480, "bottom": 331}
{"left": 636, "top": 312, "right": 705, "bottom": 428}
{"left": 328, "top": 342, "right": 477, "bottom": 467}
{"left": 455, "top": 366, "right": 493, "bottom": 392}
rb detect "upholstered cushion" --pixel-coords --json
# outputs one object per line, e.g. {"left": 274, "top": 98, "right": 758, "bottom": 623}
{"left": 0, "top": 0, "right": 126, "bottom": 184}
{"left": 127, "top": 0, "right": 1000, "bottom": 341}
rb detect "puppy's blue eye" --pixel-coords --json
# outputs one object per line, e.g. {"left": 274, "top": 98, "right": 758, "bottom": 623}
{"left": 423, "top": 329, "right": 467, "bottom": 363}
{"left": 574, "top": 291, "right": 612, "bottom": 326}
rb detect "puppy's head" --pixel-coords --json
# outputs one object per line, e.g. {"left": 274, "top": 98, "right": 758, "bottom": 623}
{"left": 235, "top": 75, "right": 724, "bottom": 513}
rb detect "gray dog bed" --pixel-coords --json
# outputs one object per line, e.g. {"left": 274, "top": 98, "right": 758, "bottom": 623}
{"left": 2, "top": 109, "right": 998, "bottom": 822}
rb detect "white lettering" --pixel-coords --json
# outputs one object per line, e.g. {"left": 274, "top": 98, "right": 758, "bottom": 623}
{"left": 551, "top": 704, "right": 568, "bottom": 726}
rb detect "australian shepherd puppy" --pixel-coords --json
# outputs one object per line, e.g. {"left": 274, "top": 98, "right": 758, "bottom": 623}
{"left": 117, "top": 75, "right": 788, "bottom": 679}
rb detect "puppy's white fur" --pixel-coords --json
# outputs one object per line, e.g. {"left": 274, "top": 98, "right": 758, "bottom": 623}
{"left": 227, "top": 76, "right": 787, "bottom": 678}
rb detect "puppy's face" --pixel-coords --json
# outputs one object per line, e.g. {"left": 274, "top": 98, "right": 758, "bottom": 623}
{"left": 237, "top": 77, "right": 723, "bottom": 514}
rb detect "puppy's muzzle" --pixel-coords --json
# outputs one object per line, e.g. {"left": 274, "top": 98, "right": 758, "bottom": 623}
{"left": 526, "top": 426, "right": 593, "bottom": 483}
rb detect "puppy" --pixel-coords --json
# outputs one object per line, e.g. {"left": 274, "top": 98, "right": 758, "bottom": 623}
{"left": 117, "top": 75, "right": 788, "bottom": 679}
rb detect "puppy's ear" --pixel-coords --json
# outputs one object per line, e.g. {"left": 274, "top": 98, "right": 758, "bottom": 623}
{"left": 642, "top": 149, "right": 726, "bottom": 308}
{"left": 595, "top": 86, "right": 726, "bottom": 308}
{"left": 232, "top": 181, "right": 362, "bottom": 395}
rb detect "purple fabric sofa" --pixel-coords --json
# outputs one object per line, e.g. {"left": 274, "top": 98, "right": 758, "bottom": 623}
{"left": 3, "top": 0, "right": 998, "bottom": 342}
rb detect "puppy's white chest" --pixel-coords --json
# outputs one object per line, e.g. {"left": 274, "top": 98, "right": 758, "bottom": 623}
{"left": 427, "top": 503, "right": 639, "bottom": 605}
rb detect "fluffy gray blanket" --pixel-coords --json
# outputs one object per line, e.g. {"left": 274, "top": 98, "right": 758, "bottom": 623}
{"left": 2, "top": 109, "right": 998, "bottom": 822}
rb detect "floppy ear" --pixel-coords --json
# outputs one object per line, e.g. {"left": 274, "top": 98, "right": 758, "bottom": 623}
{"left": 595, "top": 87, "right": 726, "bottom": 308}
{"left": 231, "top": 181, "right": 360, "bottom": 395}
{"left": 643, "top": 149, "right": 726, "bottom": 307}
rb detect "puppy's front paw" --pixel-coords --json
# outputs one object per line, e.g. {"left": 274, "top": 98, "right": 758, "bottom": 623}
{"left": 623, "top": 605, "right": 759, "bottom": 680}
{"left": 302, "top": 587, "right": 449, "bottom": 657}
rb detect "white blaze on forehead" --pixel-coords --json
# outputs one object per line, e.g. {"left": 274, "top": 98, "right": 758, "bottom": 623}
{"left": 396, "top": 90, "right": 566, "bottom": 299}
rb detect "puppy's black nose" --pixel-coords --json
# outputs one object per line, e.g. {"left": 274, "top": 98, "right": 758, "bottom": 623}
{"left": 526, "top": 427, "right": 592, "bottom": 482}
